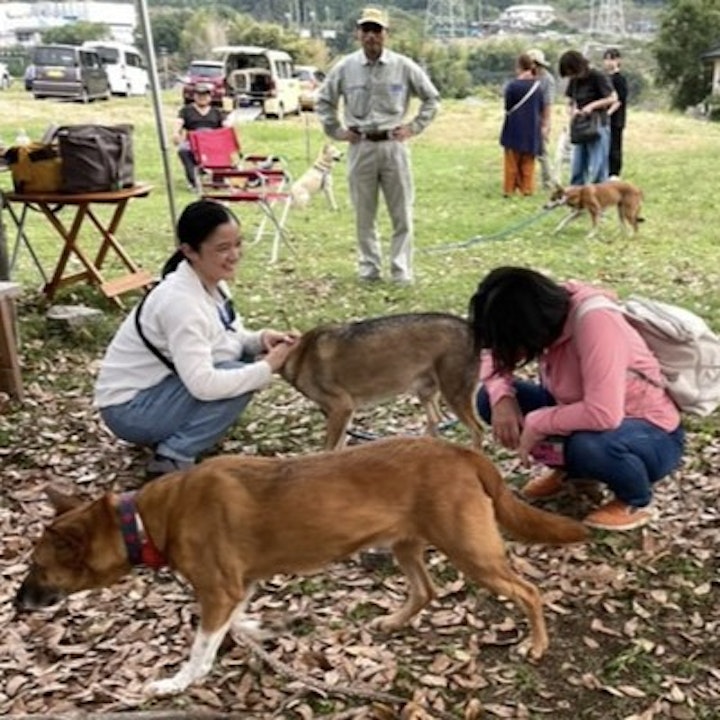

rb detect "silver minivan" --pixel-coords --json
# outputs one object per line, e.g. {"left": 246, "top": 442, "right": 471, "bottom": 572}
{"left": 32, "top": 44, "right": 110, "bottom": 102}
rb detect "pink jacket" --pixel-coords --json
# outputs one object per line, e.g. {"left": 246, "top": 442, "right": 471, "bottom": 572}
{"left": 480, "top": 281, "right": 681, "bottom": 436}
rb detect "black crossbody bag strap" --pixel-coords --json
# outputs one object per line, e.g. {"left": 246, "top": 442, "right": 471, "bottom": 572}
{"left": 134, "top": 287, "right": 177, "bottom": 374}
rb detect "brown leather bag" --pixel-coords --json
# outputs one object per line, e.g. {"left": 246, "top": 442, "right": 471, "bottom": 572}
{"left": 58, "top": 124, "right": 134, "bottom": 193}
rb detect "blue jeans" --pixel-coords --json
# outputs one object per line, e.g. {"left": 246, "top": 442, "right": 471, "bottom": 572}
{"left": 570, "top": 124, "right": 610, "bottom": 185}
{"left": 100, "top": 360, "right": 254, "bottom": 463}
{"left": 476, "top": 380, "right": 685, "bottom": 508}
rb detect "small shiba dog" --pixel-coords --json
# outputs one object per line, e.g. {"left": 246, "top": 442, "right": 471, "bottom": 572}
{"left": 546, "top": 180, "right": 644, "bottom": 236}
{"left": 280, "top": 313, "right": 484, "bottom": 450}
{"left": 15, "top": 437, "right": 588, "bottom": 695}
{"left": 290, "top": 143, "right": 343, "bottom": 211}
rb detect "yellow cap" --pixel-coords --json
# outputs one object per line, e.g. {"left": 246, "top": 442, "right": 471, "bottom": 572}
{"left": 357, "top": 7, "right": 389, "bottom": 28}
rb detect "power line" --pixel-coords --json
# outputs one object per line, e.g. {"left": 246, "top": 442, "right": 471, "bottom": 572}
{"left": 589, "top": 0, "right": 626, "bottom": 37}
{"left": 425, "top": 0, "right": 467, "bottom": 39}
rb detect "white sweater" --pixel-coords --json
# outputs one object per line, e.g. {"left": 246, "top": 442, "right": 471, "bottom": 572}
{"left": 94, "top": 261, "right": 272, "bottom": 408}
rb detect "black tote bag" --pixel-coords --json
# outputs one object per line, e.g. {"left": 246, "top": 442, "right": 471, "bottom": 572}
{"left": 58, "top": 124, "right": 134, "bottom": 193}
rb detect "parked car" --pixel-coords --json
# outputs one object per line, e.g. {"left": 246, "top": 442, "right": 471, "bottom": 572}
{"left": 83, "top": 41, "right": 149, "bottom": 96}
{"left": 214, "top": 45, "right": 301, "bottom": 119}
{"left": 294, "top": 65, "right": 325, "bottom": 111}
{"left": 0, "top": 62, "right": 10, "bottom": 90}
{"left": 31, "top": 44, "right": 110, "bottom": 102}
{"left": 181, "top": 59, "right": 226, "bottom": 105}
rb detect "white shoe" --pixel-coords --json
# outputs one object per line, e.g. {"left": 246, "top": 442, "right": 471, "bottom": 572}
{"left": 608, "top": 175, "right": 620, "bottom": 181}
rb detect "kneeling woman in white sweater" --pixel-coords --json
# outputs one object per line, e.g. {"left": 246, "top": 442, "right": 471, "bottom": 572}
{"left": 94, "top": 200, "right": 297, "bottom": 478}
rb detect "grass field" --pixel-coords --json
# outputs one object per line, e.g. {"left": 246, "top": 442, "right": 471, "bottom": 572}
{"left": 1, "top": 86, "right": 719, "bottom": 719}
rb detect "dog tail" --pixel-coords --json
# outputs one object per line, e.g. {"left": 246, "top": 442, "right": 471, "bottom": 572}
{"left": 474, "top": 452, "right": 589, "bottom": 545}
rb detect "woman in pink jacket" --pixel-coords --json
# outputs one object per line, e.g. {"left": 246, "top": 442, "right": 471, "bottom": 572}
{"left": 470, "top": 266, "right": 684, "bottom": 531}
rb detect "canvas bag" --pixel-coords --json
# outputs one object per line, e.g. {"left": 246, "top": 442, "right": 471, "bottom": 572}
{"left": 576, "top": 295, "right": 720, "bottom": 416}
{"left": 57, "top": 124, "right": 134, "bottom": 193}
{"left": 5, "top": 142, "right": 63, "bottom": 194}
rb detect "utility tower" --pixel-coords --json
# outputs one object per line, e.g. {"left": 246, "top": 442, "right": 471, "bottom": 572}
{"left": 425, "top": 0, "right": 467, "bottom": 39}
{"left": 589, "top": 0, "right": 626, "bottom": 37}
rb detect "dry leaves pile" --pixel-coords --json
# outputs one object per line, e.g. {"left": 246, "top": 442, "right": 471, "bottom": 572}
{"left": 1, "top": 336, "right": 719, "bottom": 720}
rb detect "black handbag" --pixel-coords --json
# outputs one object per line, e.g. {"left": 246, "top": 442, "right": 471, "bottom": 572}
{"left": 57, "top": 124, "right": 134, "bottom": 193}
{"left": 570, "top": 112, "right": 601, "bottom": 144}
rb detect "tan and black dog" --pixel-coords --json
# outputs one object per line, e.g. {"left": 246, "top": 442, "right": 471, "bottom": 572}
{"left": 280, "top": 312, "right": 484, "bottom": 450}
{"left": 546, "top": 180, "right": 644, "bottom": 236}
{"left": 290, "top": 142, "right": 343, "bottom": 211}
{"left": 15, "top": 437, "right": 588, "bottom": 696}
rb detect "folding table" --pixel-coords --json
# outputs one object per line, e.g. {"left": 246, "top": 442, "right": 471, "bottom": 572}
{"left": 4, "top": 183, "right": 154, "bottom": 307}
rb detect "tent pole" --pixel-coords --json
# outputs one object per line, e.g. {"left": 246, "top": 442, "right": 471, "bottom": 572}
{"left": 137, "top": 0, "right": 178, "bottom": 232}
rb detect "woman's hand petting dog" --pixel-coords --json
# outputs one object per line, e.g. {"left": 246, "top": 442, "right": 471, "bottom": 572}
{"left": 260, "top": 330, "right": 299, "bottom": 372}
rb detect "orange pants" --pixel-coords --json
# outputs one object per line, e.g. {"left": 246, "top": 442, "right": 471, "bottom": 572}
{"left": 503, "top": 149, "right": 536, "bottom": 196}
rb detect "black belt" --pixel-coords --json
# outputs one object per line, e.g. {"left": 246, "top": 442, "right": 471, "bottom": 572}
{"left": 351, "top": 128, "right": 392, "bottom": 142}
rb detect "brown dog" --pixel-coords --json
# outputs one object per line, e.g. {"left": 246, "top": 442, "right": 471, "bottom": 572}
{"left": 546, "top": 180, "right": 644, "bottom": 236}
{"left": 15, "top": 437, "right": 588, "bottom": 696}
{"left": 280, "top": 313, "right": 484, "bottom": 450}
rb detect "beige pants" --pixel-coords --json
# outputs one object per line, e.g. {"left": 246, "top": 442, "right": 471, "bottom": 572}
{"left": 347, "top": 140, "right": 414, "bottom": 282}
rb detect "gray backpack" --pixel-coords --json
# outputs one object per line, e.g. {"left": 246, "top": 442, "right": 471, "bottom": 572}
{"left": 576, "top": 295, "right": 720, "bottom": 416}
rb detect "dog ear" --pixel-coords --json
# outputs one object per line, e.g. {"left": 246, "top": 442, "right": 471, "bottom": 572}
{"left": 47, "top": 524, "right": 88, "bottom": 566}
{"left": 45, "top": 487, "right": 84, "bottom": 516}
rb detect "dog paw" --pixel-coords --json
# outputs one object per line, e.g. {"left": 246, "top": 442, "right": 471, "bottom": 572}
{"left": 146, "top": 677, "right": 188, "bottom": 696}
{"left": 516, "top": 637, "right": 547, "bottom": 662}
{"left": 368, "top": 614, "right": 403, "bottom": 633}
{"left": 231, "top": 616, "right": 273, "bottom": 642}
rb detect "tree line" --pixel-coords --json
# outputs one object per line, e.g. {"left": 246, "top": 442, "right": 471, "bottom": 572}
{"left": 28, "top": 0, "right": 720, "bottom": 112}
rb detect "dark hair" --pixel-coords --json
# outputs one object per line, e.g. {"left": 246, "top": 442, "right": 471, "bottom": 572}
{"left": 517, "top": 53, "right": 534, "bottom": 73}
{"left": 468, "top": 267, "right": 571, "bottom": 373}
{"left": 603, "top": 48, "right": 621, "bottom": 60}
{"left": 559, "top": 50, "right": 589, "bottom": 78}
{"left": 162, "top": 200, "right": 240, "bottom": 277}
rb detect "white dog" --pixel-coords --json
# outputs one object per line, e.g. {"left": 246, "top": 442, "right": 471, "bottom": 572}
{"left": 291, "top": 143, "right": 343, "bottom": 211}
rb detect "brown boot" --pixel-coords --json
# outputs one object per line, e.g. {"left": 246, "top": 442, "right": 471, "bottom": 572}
{"left": 583, "top": 500, "right": 655, "bottom": 531}
{"left": 520, "top": 469, "right": 566, "bottom": 500}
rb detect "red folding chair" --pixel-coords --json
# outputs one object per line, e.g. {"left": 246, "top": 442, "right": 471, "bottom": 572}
{"left": 188, "top": 127, "right": 294, "bottom": 263}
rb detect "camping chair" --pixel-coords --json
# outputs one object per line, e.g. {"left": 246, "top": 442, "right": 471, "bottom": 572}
{"left": 188, "top": 127, "right": 294, "bottom": 263}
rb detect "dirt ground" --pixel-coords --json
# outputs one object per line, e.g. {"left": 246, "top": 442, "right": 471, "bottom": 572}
{"left": 1, "top": 317, "right": 718, "bottom": 720}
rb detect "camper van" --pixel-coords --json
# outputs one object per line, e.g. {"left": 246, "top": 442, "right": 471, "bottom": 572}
{"left": 83, "top": 41, "right": 149, "bottom": 96}
{"left": 213, "top": 45, "right": 301, "bottom": 119}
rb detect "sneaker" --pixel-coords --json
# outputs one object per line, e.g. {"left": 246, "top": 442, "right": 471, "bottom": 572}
{"left": 583, "top": 500, "right": 654, "bottom": 531}
{"left": 146, "top": 454, "right": 194, "bottom": 480}
{"left": 520, "top": 469, "right": 566, "bottom": 500}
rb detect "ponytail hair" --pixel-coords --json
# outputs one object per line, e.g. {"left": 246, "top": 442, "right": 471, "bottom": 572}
{"left": 161, "top": 200, "right": 240, "bottom": 277}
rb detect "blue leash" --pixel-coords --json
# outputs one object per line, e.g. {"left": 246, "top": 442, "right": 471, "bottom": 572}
{"left": 424, "top": 205, "right": 558, "bottom": 254}
{"left": 346, "top": 418, "right": 459, "bottom": 443}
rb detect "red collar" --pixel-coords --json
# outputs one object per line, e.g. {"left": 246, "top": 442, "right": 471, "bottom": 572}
{"left": 116, "top": 492, "right": 167, "bottom": 570}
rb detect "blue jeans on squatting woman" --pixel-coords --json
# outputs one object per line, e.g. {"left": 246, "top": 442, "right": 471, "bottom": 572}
{"left": 100, "top": 360, "right": 254, "bottom": 465}
{"left": 476, "top": 380, "right": 685, "bottom": 508}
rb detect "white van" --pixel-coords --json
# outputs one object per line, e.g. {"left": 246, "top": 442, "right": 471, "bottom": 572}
{"left": 83, "top": 41, "right": 149, "bottom": 96}
{"left": 212, "top": 45, "right": 301, "bottom": 119}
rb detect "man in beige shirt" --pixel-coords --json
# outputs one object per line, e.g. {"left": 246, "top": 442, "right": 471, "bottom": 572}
{"left": 316, "top": 7, "right": 440, "bottom": 284}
